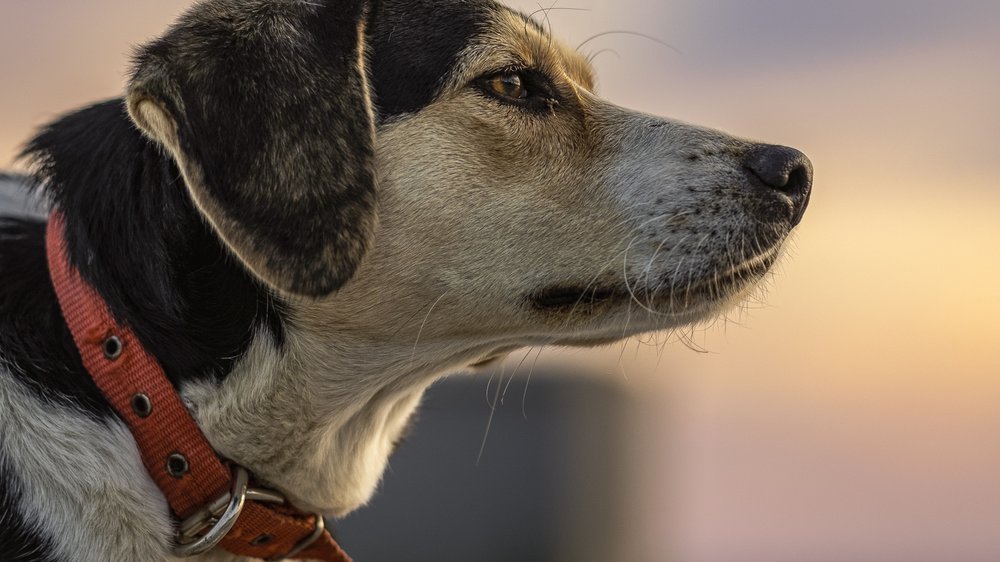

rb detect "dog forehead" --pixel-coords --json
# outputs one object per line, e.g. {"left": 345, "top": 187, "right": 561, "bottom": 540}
{"left": 152, "top": 0, "right": 557, "bottom": 119}
{"left": 367, "top": 0, "right": 536, "bottom": 116}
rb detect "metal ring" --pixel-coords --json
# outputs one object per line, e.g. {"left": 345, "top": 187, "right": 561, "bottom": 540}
{"left": 172, "top": 466, "right": 249, "bottom": 557}
{"left": 166, "top": 453, "right": 191, "bottom": 479}
{"left": 131, "top": 393, "right": 153, "bottom": 418}
{"left": 269, "top": 513, "right": 326, "bottom": 561}
{"left": 102, "top": 335, "right": 123, "bottom": 360}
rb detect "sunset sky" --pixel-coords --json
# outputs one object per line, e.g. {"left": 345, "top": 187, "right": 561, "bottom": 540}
{"left": 2, "top": 1, "right": 999, "bottom": 560}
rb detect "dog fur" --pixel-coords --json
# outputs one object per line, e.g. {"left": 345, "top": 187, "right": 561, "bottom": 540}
{"left": 0, "top": 0, "right": 811, "bottom": 560}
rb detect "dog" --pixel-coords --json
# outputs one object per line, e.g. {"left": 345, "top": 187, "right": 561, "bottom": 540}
{"left": 0, "top": 0, "right": 812, "bottom": 560}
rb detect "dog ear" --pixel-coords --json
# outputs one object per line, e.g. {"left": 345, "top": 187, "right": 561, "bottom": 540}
{"left": 126, "top": 0, "right": 377, "bottom": 298}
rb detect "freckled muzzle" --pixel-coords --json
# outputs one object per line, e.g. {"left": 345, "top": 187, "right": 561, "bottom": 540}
{"left": 743, "top": 144, "right": 814, "bottom": 227}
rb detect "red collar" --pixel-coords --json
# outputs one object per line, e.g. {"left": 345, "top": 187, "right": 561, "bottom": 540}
{"left": 46, "top": 212, "right": 351, "bottom": 561}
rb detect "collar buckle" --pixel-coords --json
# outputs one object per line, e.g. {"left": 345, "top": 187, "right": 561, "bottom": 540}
{"left": 270, "top": 512, "right": 327, "bottom": 561}
{"left": 172, "top": 466, "right": 285, "bottom": 557}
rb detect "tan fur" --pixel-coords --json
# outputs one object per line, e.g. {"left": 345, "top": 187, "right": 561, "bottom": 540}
{"left": 184, "top": 8, "right": 791, "bottom": 529}
{"left": 3, "top": 4, "right": 803, "bottom": 560}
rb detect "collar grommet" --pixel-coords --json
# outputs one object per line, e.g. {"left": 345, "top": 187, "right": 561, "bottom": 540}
{"left": 103, "top": 335, "right": 123, "bottom": 360}
{"left": 166, "top": 453, "right": 190, "bottom": 478}
{"left": 131, "top": 393, "right": 153, "bottom": 418}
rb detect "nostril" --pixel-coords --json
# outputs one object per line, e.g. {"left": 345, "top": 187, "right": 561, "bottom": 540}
{"left": 785, "top": 164, "right": 810, "bottom": 195}
{"left": 744, "top": 144, "right": 813, "bottom": 195}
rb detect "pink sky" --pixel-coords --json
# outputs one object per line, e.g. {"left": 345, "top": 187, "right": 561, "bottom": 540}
{"left": 3, "top": 1, "right": 999, "bottom": 560}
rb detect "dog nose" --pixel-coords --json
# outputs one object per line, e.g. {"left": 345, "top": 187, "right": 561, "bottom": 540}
{"left": 743, "top": 144, "right": 813, "bottom": 226}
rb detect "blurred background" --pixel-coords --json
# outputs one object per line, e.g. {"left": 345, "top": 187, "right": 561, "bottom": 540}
{"left": 2, "top": 1, "right": 999, "bottom": 560}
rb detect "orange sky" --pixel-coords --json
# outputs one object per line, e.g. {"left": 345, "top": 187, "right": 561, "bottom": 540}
{"left": 2, "top": 1, "right": 999, "bottom": 560}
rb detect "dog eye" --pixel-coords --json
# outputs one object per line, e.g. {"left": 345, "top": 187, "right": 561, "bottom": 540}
{"left": 475, "top": 70, "right": 557, "bottom": 109}
{"left": 484, "top": 73, "right": 528, "bottom": 101}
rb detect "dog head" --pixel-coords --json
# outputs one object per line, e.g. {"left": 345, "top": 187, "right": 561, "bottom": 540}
{"left": 126, "top": 0, "right": 812, "bottom": 354}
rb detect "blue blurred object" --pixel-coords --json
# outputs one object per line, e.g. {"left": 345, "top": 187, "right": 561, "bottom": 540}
{"left": 336, "top": 374, "right": 630, "bottom": 562}
{"left": 0, "top": 172, "right": 47, "bottom": 218}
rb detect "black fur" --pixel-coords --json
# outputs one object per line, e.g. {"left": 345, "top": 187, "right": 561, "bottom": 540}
{"left": 0, "top": 1, "right": 524, "bottom": 558}
{"left": 125, "top": 0, "right": 507, "bottom": 297}
{"left": 0, "top": 97, "right": 291, "bottom": 558}
{"left": 129, "top": 0, "right": 379, "bottom": 298}
{"left": 0, "top": 217, "right": 112, "bottom": 416}
{"left": 17, "top": 99, "right": 288, "bottom": 398}
{"left": 0, "top": 0, "right": 516, "bottom": 435}
{"left": 0, "top": 459, "right": 55, "bottom": 562}
{"left": 368, "top": 0, "right": 494, "bottom": 116}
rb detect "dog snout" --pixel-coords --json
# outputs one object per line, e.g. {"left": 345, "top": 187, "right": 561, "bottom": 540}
{"left": 743, "top": 144, "right": 813, "bottom": 226}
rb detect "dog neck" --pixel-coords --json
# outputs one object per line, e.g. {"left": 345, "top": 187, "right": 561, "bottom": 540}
{"left": 24, "top": 99, "right": 504, "bottom": 519}
{"left": 180, "top": 290, "right": 516, "bottom": 517}
{"left": 180, "top": 325, "right": 448, "bottom": 517}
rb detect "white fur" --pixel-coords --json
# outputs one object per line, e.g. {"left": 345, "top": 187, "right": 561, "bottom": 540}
{"left": 0, "top": 370, "right": 173, "bottom": 561}
{"left": 182, "top": 324, "right": 520, "bottom": 518}
{"left": 0, "top": 5, "right": 799, "bottom": 561}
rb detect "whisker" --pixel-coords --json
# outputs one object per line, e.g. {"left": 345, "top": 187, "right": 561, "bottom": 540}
{"left": 477, "top": 362, "right": 506, "bottom": 465}
{"left": 502, "top": 347, "right": 534, "bottom": 404}
{"left": 557, "top": 245, "right": 630, "bottom": 332}
{"left": 528, "top": 5, "right": 591, "bottom": 21}
{"left": 526, "top": 3, "right": 591, "bottom": 44}
{"left": 410, "top": 292, "right": 448, "bottom": 362}
{"left": 578, "top": 30, "right": 682, "bottom": 55}
{"left": 389, "top": 301, "right": 436, "bottom": 339}
{"left": 641, "top": 236, "right": 672, "bottom": 306}
{"left": 537, "top": 1, "right": 553, "bottom": 45}
{"left": 587, "top": 48, "right": 621, "bottom": 64}
{"left": 655, "top": 329, "right": 672, "bottom": 370}
{"left": 622, "top": 235, "right": 675, "bottom": 317}
{"left": 522, "top": 347, "right": 545, "bottom": 419}
{"left": 617, "top": 333, "right": 632, "bottom": 382}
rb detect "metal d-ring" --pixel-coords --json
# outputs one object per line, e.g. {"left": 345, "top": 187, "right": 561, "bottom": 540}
{"left": 269, "top": 512, "right": 327, "bottom": 561}
{"left": 172, "top": 466, "right": 250, "bottom": 557}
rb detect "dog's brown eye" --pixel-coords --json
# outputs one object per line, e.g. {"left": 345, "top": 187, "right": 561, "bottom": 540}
{"left": 475, "top": 69, "right": 558, "bottom": 111}
{"left": 485, "top": 73, "right": 528, "bottom": 100}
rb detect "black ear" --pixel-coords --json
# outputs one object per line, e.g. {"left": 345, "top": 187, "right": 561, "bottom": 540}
{"left": 127, "top": 0, "right": 377, "bottom": 298}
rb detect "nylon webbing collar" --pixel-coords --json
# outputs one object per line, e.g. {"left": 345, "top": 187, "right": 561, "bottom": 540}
{"left": 46, "top": 212, "right": 351, "bottom": 562}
